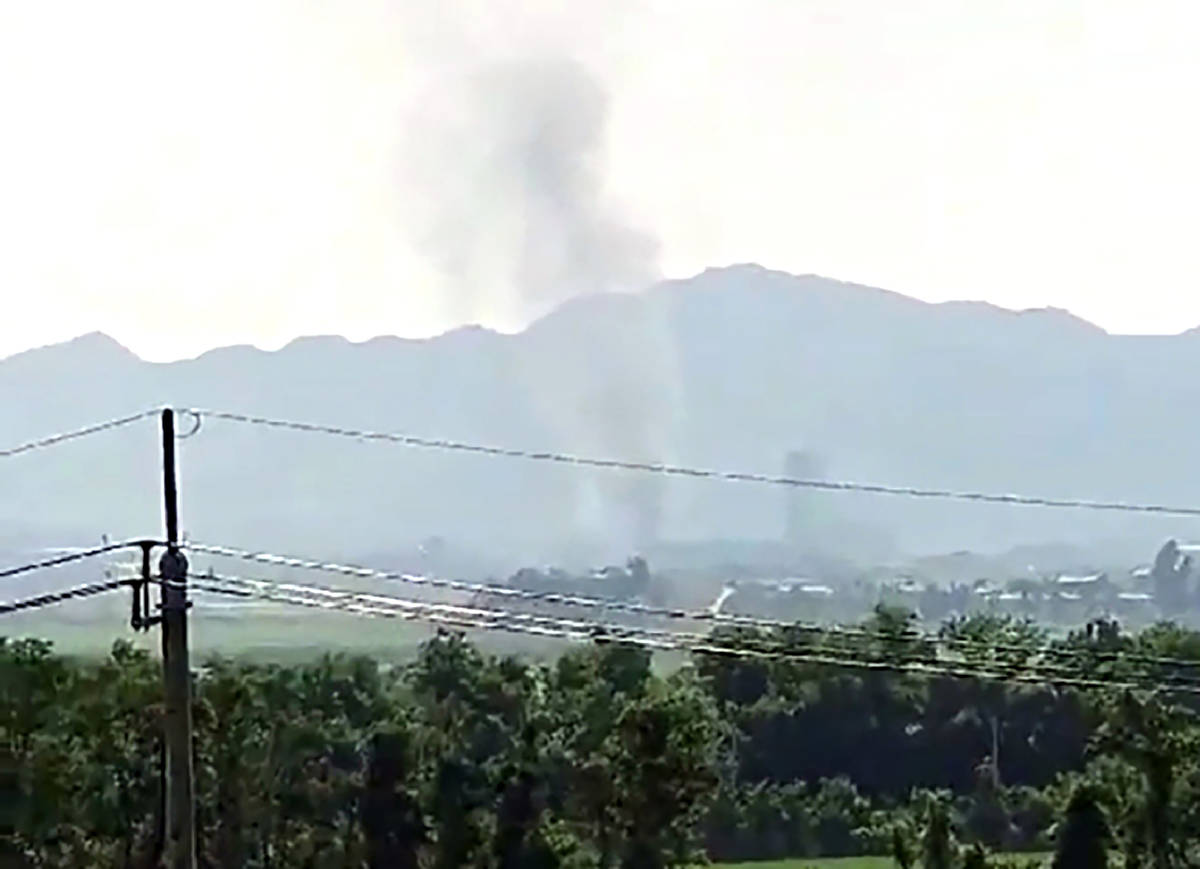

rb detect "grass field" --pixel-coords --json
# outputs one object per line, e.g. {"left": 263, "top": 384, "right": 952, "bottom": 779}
{"left": 713, "top": 859, "right": 896, "bottom": 868}
{"left": 712, "top": 855, "right": 1047, "bottom": 868}
{"left": 2, "top": 608, "right": 428, "bottom": 659}
{"left": 1, "top": 607, "right": 607, "bottom": 663}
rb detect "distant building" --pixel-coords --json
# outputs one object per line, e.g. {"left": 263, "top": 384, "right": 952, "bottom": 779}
{"left": 712, "top": 576, "right": 836, "bottom": 619}
{"left": 783, "top": 450, "right": 825, "bottom": 544}
{"left": 1054, "top": 572, "right": 1105, "bottom": 587}
{"left": 1054, "top": 572, "right": 1109, "bottom": 602}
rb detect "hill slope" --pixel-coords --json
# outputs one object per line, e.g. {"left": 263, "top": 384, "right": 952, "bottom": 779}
{"left": 3, "top": 265, "right": 1196, "bottom": 567}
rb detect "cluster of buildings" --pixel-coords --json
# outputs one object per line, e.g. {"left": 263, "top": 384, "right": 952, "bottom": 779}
{"left": 706, "top": 542, "right": 1198, "bottom": 629}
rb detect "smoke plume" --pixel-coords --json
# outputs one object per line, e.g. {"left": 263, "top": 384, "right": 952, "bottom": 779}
{"left": 402, "top": 55, "right": 674, "bottom": 554}
{"left": 402, "top": 56, "right": 659, "bottom": 324}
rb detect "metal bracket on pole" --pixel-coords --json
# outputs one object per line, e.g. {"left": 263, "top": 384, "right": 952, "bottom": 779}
{"left": 129, "top": 541, "right": 161, "bottom": 632}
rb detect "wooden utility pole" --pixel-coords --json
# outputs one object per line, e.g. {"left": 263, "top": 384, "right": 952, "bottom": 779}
{"left": 160, "top": 408, "right": 196, "bottom": 869}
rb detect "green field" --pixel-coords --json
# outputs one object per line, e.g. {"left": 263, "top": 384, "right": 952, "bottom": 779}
{"left": 714, "top": 860, "right": 897, "bottom": 868}
{"left": 0, "top": 607, "right": 611, "bottom": 663}
{"left": 713, "top": 856, "right": 1047, "bottom": 868}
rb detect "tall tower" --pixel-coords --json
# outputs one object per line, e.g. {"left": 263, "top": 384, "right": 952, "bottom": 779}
{"left": 784, "top": 450, "right": 825, "bottom": 544}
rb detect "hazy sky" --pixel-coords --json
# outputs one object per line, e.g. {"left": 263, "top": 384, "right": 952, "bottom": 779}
{"left": 2, "top": 1, "right": 1198, "bottom": 361}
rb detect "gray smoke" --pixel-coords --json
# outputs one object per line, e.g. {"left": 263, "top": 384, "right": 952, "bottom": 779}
{"left": 402, "top": 55, "right": 675, "bottom": 554}
{"left": 403, "top": 56, "right": 660, "bottom": 324}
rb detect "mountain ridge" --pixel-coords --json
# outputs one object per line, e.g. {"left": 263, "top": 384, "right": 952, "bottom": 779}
{"left": 1, "top": 265, "right": 1135, "bottom": 366}
{"left": 3, "top": 264, "right": 1198, "bottom": 568}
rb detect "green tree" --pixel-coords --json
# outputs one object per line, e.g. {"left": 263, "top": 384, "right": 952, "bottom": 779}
{"left": 1052, "top": 785, "right": 1109, "bottom": 869}
{"left": 1095, "top": 692, "right": 1193, "bottom": 869}
{"left": 610, "top": 675, "right": 722, "bottom": 869}
{"left": 361, "top": 726, "right": 425, "bottom": 869}
{"left": 920, "top": 796, "right": 954, "bottom": 869}
{"left": 891, "top": 823, "right": 914, "bottom": 869}
{"left": 961, "top": 842, "right": 991, "bottom": 869}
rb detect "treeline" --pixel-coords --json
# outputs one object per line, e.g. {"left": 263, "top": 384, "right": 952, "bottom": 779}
{"left": 4, "top": 608, "right": 1200, "bottom": 867}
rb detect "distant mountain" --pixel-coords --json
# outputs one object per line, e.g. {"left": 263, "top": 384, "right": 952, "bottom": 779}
{"left": 3, "top": 264, "right": 1197, "bottom": 571}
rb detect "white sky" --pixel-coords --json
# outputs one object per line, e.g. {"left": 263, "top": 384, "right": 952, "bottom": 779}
{"left": 1, "top": 1, "right": 1198, "bottom": 361}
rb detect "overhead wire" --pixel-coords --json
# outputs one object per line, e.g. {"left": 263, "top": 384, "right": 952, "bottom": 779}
{"left": 189, "top": 575, "right": 603, "bottom": 642}
{"left": 183, "top": 570, "right": 1200, "bottom": 696}
{"left": 185, "top": 571, "right": 1100, "bottom": 685}
{"left": 3, "top": 406, "right": 1199, "bottom": 517}
{"left": 186, "top": 540, "right": 1200, "bottom": 678}
{"left": 5, "top": 404, "right": 1200, "bottom": 519}
{"left": 180, "top": 408, "right": 1200, "bottom": 517}
{"left": 192, "top": 570, "right": 722, "bottom": 647}
{"left": 188, "top": 541, "right": 792, "bottom": 627}
{"left": 0, "top": 578, "right": 129, "bottom": 616}
{"left": 0, "top": 409, "right": 158, "bottom": 459}
{"left": 5, "top": 406, "right": 1200, "bottom": 682}
{"left": 0, "top": 540, "right": 157, "bottom": 582}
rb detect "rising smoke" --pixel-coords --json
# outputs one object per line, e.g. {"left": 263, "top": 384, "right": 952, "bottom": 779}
{"left": 402, "top": 55, "right": 676, "bottom": 553}
{"left": 402, "top": 56, "right": 659, "bottom": 324}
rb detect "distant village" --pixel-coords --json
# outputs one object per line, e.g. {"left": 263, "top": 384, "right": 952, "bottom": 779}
{"left": 7, "top": 531, "right": 1197, "bottom": 637}
{"left": 497, "top": 539, "right": 1200, "bottom": 631}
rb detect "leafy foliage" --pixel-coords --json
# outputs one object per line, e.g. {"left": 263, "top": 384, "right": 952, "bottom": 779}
{"left": 6, "top": 610, "right": 1200, "bottom": 866}
{"left": 1051, "top": 786, "right": 1109, "bottom": 869}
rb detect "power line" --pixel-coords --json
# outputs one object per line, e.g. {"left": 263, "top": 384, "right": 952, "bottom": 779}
{"left": 0, "top": 410, "right": 158, "bottom": 459}
{"left": 0, "top": 578, "right": 128, "bottom": 616}
{"left": 4, "top": 406, "right": 1199, "bottom": 675}
{"left": 188, "top": 571, "right": 1159, "bottom": 686}
{"left": 188, "top": 541, "right": 788, "bottom": 627}
{"left": 185, "top": 571, "right": 1200, "bottom": 696}
{"left": 181, "top": 407, "right": 1200, "bottom": 517}
{"left": 0, "top": 540, "right": 155, "bottom": 582}
{"left": 200, "top": 570, "right": 1200, "bottom": 689}
{"left": 189, "top": 575, "right": 602, "bottom": 642}
{"left": 6, "top": 404, "right": 1200, "bottom": 516}
{"left": 194, "top": 570, "right": 719, "bottom": 648}
{"left": 186, "top": 541, "right": 1200, "bottom": 677}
